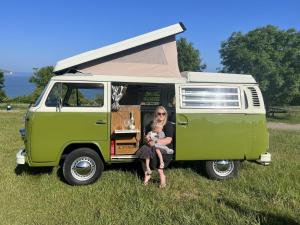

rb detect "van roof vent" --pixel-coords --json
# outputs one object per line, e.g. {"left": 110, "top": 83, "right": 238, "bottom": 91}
{"left": 248, "top": 87, "right": 260, "bottom": 107}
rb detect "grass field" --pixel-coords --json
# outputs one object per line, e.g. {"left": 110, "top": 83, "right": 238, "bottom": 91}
{"left": 0, "top": 110, "right": 299, "bottom": 225}
{"left": 0, "top": 103, "right": 29, "bottom": 110}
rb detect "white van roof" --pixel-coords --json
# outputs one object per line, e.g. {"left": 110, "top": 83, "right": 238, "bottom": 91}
{"left": 51, "top": 71, "right": 257, "bottom": 84}
{"left": 181, "top": 72, "right": 257, "bottom": 84}
{"left": 51, "top": 73, "right": 186, "bottom": 84}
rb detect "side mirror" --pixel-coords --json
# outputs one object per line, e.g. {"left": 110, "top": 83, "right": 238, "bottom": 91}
{"left": 56, "top": 98, "right": 62, "bottom": 112}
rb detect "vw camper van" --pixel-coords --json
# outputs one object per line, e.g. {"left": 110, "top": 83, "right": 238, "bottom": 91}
{"left": 16, "top": 23, "right": 271, "bottom": 185}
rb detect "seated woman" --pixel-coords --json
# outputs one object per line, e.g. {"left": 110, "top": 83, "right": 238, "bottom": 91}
{"left": 136, "top": 106, "right": 174, "bottom": 188}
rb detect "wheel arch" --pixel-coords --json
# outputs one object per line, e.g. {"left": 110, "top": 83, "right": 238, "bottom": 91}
{"left": 58, "top": 142, "right": 105, "bottom": 166}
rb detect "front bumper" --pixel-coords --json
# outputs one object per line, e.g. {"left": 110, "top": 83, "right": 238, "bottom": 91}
{"left": 16, "top": 149, "right": 26, "bottom": 165}
{"left": 256, "top": 152, "right": 271, "bottom": 166}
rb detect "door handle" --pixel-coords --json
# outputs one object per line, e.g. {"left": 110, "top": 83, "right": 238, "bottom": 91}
{"left": 96, "top": 120, "right": 107, "bottom": 125}
{"left": 178, "top": 121, "right": 188, "bottom": 125}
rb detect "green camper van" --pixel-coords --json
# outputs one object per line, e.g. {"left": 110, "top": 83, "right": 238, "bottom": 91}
{"left": 16, "top": 23, "right": 271, "bottom": 185}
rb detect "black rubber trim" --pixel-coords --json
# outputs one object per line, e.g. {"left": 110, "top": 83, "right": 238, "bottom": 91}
{"left": 179, "top": 22, "right": 187, "bottom": 31}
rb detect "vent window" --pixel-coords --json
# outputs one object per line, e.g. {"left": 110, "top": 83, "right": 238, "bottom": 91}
{"left": 248, "top": 87, "right": 260, "bottom": 107}
{"left": 180, "top": 86, "right": 241, "bottom": 109}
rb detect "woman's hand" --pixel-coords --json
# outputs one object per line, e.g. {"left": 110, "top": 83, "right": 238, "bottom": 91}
{"left": 156, "top": 137, "right": 172, "bottom": 145}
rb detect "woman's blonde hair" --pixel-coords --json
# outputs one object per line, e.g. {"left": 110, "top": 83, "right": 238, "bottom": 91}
{"left": 154, "top": 106, "right": 168, "bottom": 126}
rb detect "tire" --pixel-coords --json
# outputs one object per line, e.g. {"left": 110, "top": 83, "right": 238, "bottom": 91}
{"left": 63, "top": 147, "right": 104, "bottom": 185}
{"left": 205, "top": 160, "right": 239, "bottom": 180}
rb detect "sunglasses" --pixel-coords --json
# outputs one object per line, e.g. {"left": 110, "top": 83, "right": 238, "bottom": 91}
{"left": 157, "top": 112, "right": 166, "bottom": 116}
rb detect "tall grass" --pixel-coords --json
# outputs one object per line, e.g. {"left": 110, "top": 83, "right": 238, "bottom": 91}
{"left": 0, "top": 110, "right": 299, "bottom": 225}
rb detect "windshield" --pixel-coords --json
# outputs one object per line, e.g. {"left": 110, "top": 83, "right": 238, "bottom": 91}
{"left": 33, "top": 84, "right": 49, "bottom": 107}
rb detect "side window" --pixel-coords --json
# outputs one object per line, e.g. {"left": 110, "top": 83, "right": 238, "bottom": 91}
{"left": 64, "top": 83, "right": 104, "bottom": 107}
{"left": 45, "top": 83, "right": 68, "bottom": 107}
{"left": 45, "top": 83, "right": 104, "bottom": 107}
{"left": 180, "top": 86, "right": 241, "bottom": 109}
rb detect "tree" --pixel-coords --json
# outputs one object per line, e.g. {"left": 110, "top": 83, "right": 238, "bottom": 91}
{"left": 0, "top": 71, "right": 4, "bottom": 89}
{"left": 220, "top": 25, "right": 300, "bottom": 107}
{"left": 30, "top": 66, "right": 55, "bottom": 88}
{"left": 29, "top": 66, "right": 55, "bottom": 101}
{"left": 0, "top": 71, "right": 7, "bottom": 102}
{"left": 177, "top": 38, "right": 206, "bottom": 72}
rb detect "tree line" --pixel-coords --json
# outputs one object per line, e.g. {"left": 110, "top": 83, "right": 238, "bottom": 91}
{"left": 1, "top": 25, "right": 299, "bottom": 107}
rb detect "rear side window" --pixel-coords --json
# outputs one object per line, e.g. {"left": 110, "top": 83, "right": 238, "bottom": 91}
{"left": 180, "top": 86, "right": 241, "bottom": 109}
{"left": 45, "top": 83, "right": 104, "bottom": 107}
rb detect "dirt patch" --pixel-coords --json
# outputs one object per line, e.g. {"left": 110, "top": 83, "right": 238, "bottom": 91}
{"left": 267, "top": 122, "right": 300, "bottom": 131}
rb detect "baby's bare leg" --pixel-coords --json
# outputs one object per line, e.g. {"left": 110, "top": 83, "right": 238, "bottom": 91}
{"left": 145, "top": 158, "right": 150, "bottom": 170}
{"left": 155, "top": 148, "right": 165, "bottom": 169}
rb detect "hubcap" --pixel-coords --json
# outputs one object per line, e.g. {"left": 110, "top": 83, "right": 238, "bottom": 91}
{"left": 212, "top": 160, "right": 234, "bottom": 177}
{"left": 71, "top": 157, "right": 96, "bottom": 181}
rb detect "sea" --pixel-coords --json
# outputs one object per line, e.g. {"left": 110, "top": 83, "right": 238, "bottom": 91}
{"left": 3, "top": 72, "right": 35, "bottom": 98}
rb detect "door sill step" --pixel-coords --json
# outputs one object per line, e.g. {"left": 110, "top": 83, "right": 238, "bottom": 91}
{"left": 111, "top": 155, "right": 138, "bottom": 160}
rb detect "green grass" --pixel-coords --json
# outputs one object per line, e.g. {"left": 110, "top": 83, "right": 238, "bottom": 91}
{"left": 267, "top": 113, "right": 300, "bottom": 124}
{"left": 0, "top": 110, "right": 299, "bottom": 225}
{"left": 0, "top": 103, "right": 30, "bottom": 110}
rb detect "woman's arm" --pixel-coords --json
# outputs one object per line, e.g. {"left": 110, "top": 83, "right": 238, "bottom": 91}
{"left": 156, "top": 121, "right": 174, "bottom": 146}
{"left": 156, "top": 137, "right": 172, "bottom": 145}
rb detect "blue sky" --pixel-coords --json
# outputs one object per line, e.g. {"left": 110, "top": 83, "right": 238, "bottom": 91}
{"left": 0, "top": 0, "right": 299, "bottom": 72}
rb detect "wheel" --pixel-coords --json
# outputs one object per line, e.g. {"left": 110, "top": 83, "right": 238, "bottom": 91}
{"left": 205, "top": 160, "right": 239, "bottom": 180}
{"left": 63, "top": 148, "right": 104, "bottom": 185}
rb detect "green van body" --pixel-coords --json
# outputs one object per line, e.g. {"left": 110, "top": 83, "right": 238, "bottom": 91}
{"left": 21, "top": 75, "right": 269, "bottom": 168}
{"left": 24, "top": 112, "right": 268, "bottom": 167}
{"left": 176, "top": 114, "right": 268, "bottom": 160}
{"left": 25, "top": 111, "right": 110, "bottom": 166}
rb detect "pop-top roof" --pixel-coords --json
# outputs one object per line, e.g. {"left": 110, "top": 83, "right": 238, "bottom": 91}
{"left": 54, "top": 23, "right": 186, "bottom": 74}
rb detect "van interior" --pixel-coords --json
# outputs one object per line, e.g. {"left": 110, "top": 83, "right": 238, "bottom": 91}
{"left": 110, "top": 83, "right": 175, "bottom": 158}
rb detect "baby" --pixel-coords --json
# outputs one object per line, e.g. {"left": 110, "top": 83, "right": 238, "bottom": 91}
{"left": 144, "top": 122, "right": 174, "bottom": 174}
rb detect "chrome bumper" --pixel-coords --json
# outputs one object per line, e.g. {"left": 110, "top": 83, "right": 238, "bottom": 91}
{"left": 16, "top": 149, "right": 26, "bottom": 165}
{"left": 257, "top": 152, "right": 271, "bottom": 165}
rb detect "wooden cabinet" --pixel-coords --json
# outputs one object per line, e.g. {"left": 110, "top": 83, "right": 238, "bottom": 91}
{"left": 111, "top": 106, "right": 141, "bottom": 155}
{"left": 114, "top": 131, "right": 139, "bottom": 155}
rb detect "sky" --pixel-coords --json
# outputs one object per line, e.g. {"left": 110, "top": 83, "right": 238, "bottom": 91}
{"left": 0, "top": 0, "right": 299, "bottom": 73}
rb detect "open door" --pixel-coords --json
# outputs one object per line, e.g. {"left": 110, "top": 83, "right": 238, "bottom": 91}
{"left": 109, "top": 83, "right": 176, "bottom": 161}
